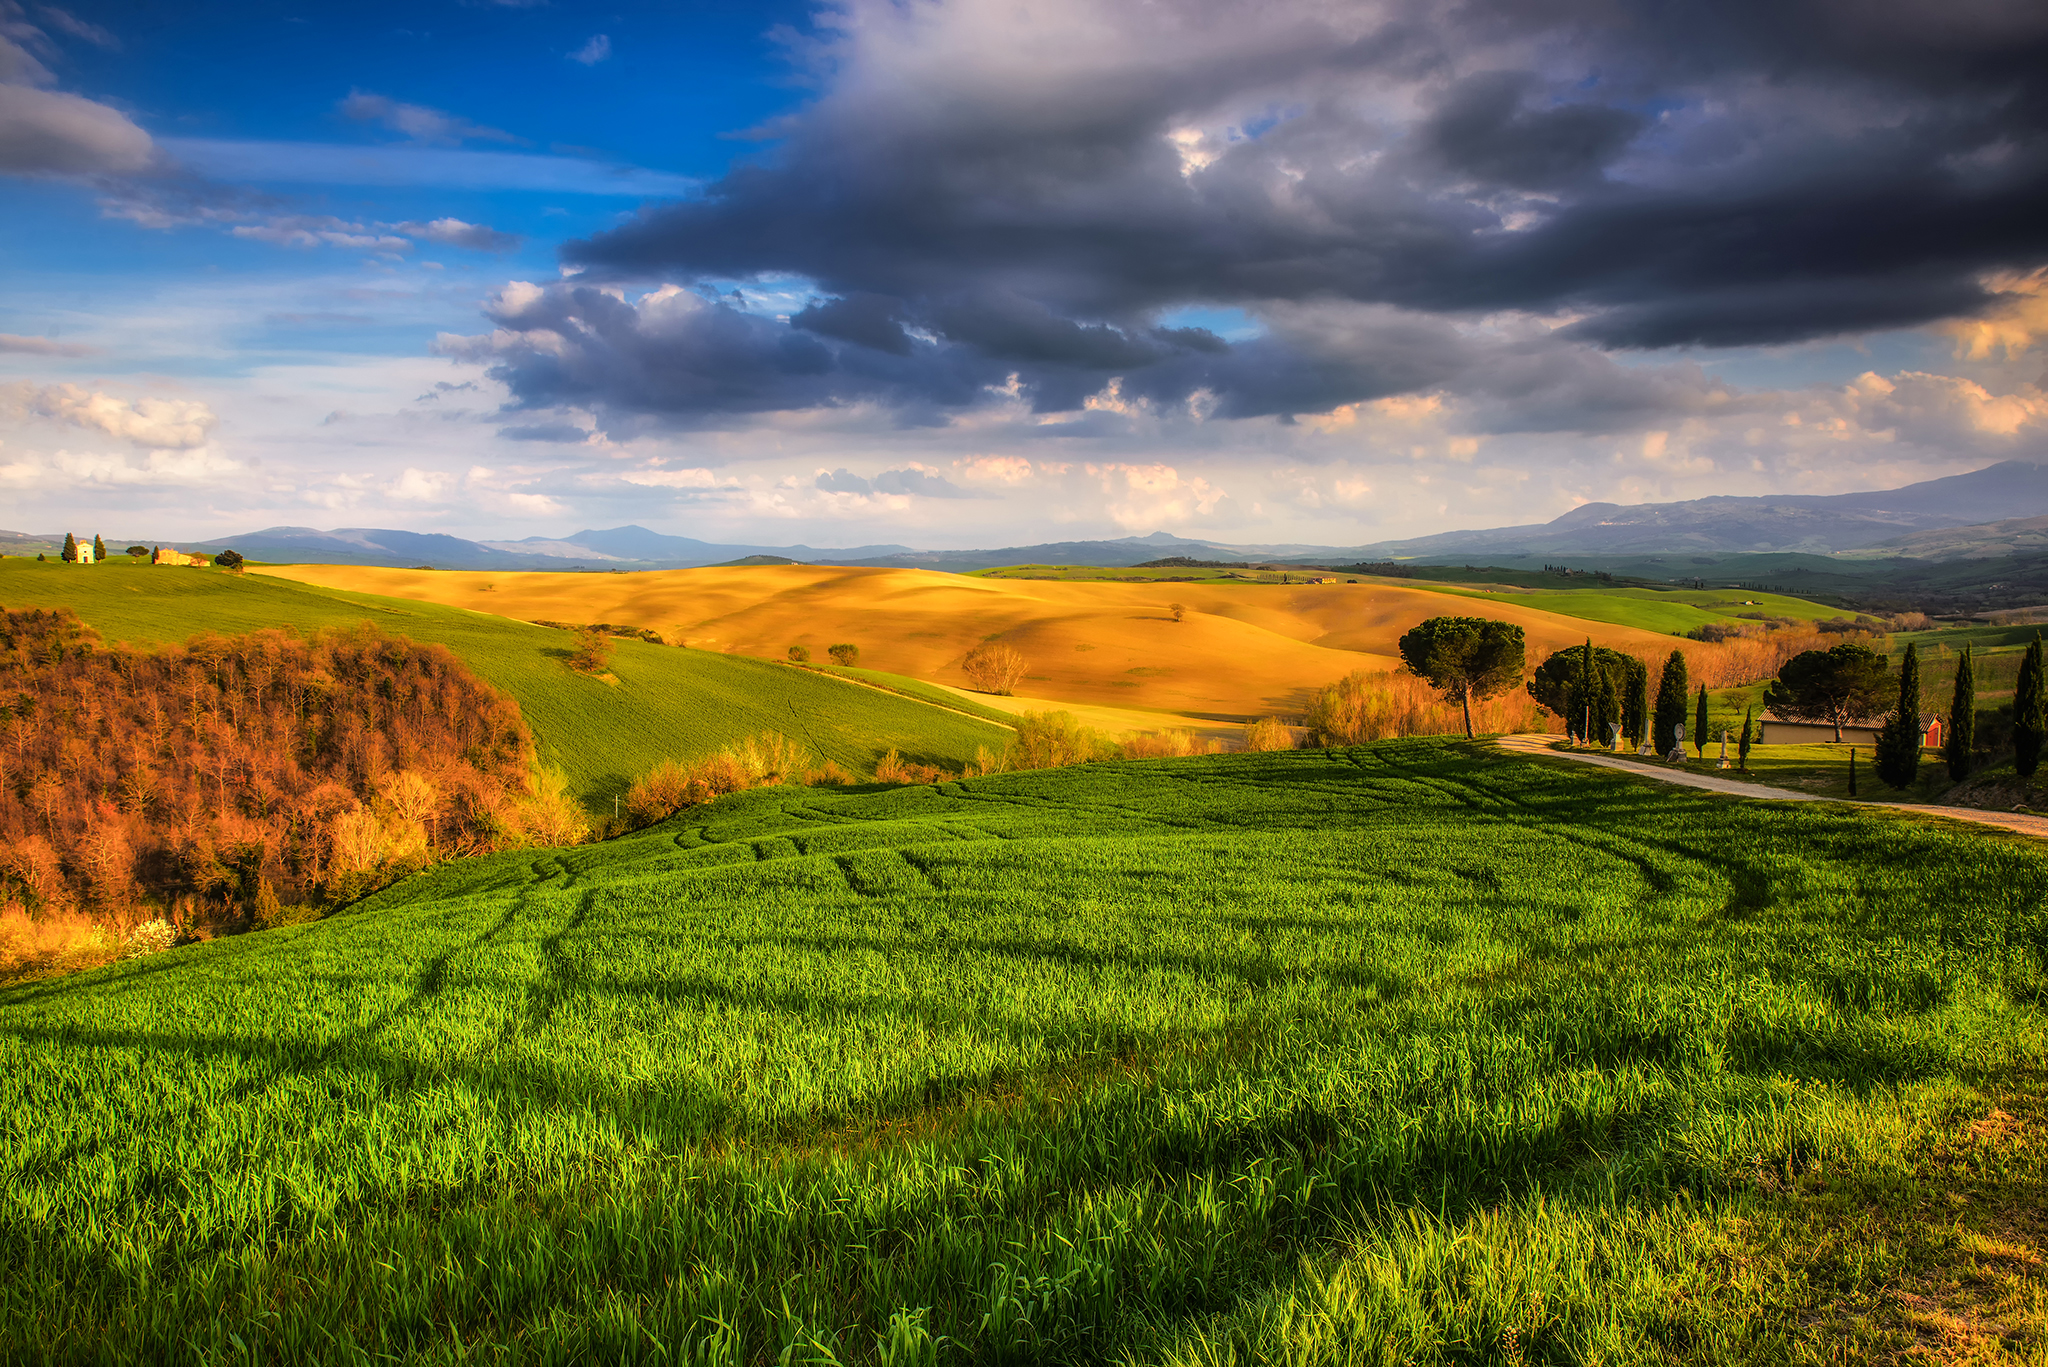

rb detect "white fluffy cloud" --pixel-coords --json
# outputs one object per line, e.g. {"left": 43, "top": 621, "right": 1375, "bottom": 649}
{"left": 7, "top": 382, "right": 217, "bottom": 448}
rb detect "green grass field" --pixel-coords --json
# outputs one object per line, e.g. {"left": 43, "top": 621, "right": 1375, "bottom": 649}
{"left": 0, "top": 558, "right": 1010, "bottom": 810}
{"left": 4, "top": 739, "right": 2046, "bottom": 1362}
{"left": 1418, "top": 584, "right": 1845, "bottom": 635}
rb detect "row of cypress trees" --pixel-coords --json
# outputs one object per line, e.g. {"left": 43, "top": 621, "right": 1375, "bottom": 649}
{"left": 1871, "top": 634, "right": 2048, "bottom": 790}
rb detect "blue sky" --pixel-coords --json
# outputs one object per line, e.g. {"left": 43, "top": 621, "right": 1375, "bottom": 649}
{"left": 2, "top": 0, "right": 2044, "bottom": 547}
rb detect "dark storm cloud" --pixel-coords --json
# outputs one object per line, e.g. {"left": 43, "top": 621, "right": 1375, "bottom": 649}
{"left": 458, "top": 0, "right": 2048, "bottom": 426}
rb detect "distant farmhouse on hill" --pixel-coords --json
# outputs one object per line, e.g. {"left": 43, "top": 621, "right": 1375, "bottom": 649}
{"left": 152, "top": 547, "right": 207, "bottom": 566}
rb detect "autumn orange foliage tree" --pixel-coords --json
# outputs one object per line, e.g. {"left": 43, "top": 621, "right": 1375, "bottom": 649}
{"left": 0, "top": 607, "right": 556, "bottom": 932}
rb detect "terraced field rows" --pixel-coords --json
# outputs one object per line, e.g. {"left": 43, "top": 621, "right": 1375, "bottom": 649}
{"left": 3, "top": 741, "right": 2046, "bottom": 1361}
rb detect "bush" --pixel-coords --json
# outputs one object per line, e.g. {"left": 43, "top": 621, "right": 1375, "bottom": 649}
{"left": 621, "top": 734, "right": 818, "bottom": 828}
{"left": 828, "top": 643, "right": 860, "bottom": 666}
{"left": 787, "top": 645, "right": 811, "bottom": 663}
{"left": 1007, "top": 712, "right": 1106, "bottom": 769}
{"left": 1241, "top": 717, "right": 1295, "bottom": 752}
{"left": 123, "top": 919, "right": 177, "bottom": 958}
{"left": 874, "top": 750, "right": 949, "bottom": 784}
{"left": 1119, "top": 730, "right": 1204, "bottom": 758}
{"left": 569, "top": 626, "right": 615, "bottom": 673}
{"left": 1305, "top": 669, "right": 1556, "bottom": 744}
{"left": 213, "top": 550, "right": 244, "bottom": 571}
{"left": 962, "top": 642, "right": 1029, "bottom": 694}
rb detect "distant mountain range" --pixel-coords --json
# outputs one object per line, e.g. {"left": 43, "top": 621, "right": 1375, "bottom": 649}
{"left": 10, "top": 460, "right": 2048, "bottom": 572}
{"left": 1330, "top": 461, "right": 2048, "bottom": 560}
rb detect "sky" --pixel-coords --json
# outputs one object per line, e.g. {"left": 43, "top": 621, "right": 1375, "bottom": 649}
{"left": 1, "top": 0, "right": 2045, "bottom": 550}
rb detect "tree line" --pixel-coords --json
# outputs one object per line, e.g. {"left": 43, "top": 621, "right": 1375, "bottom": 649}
{"left": 0, "top": 608, "right": 578, "bottom": 933}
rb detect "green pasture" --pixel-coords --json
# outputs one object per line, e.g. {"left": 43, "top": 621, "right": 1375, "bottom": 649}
{"left": 1422, "top": 583, "right": 1843, "bottom": 634}
{"left": 4, "top": 740, "right": 2047, "bottom": 1362}
{"left": 796, "top": 662, "right": 1020, "bottom": 727}
{"left": 0, "top": 558, "right": 1009, "bottom": 810}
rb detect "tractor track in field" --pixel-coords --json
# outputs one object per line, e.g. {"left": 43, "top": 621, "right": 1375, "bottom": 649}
{"left": 1497, "top": 733, "right": 2048, "bottom": 842}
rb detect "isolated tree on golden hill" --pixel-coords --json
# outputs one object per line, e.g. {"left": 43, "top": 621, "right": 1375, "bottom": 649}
{"left": 963, "top": 642, "right": 1028, "bottom": 695}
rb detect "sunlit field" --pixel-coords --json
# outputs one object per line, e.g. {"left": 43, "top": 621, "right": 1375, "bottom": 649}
{"left": 0, "top": 558, "right": 1010, "bottom": 811}
{"left": 4, "top": 740, "right": 2045, "bottom": 1362}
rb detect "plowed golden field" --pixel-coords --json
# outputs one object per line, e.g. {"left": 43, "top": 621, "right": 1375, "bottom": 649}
{"left": 258, "top": 564, "right": 1688, "bottom": 719}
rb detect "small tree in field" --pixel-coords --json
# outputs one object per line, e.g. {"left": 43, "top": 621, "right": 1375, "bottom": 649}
{"left": 787, "top": 645, "right": 811, "bottom": 663}
{"left": 213, "top": 549, "right": 244, "bottom": 571}
{"left": 963, "top": 642, "right": 1028, "bottom": 695}
{"left": 1169, "top": 602, "right": 1186, "bottom": 623}
{"left": 569, "top": 626, "right": 614, "bottom": 674}
{"left": 828, "top": 643, "right": 860, "bottom": 666}
{"left": 1395, "top": 616, "right": 1526, "bottom": 739}
{"left": 125, "top": 545, "right": 148, "bottom": 558}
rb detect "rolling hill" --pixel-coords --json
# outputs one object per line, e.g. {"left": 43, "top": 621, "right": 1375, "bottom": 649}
{"left": 0, "top": 559, "right": 1011, "bottom": 810}
{"left": 257, "top": 562, "right": 1708, "bottom": 720}
{"left": 5, "top": 740, "right": 2044, "bottom": 1360}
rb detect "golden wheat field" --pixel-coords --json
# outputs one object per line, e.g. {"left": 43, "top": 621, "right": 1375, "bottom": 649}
{"left": 259, "top": 563, "right": 1698, "bottom": 721}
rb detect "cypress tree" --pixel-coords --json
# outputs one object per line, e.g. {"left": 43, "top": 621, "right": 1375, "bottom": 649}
{"left": 1946, "top": 646, "right": 1976, "bottom": 782}
{"left": 1575, "top": 638, "right": 1594, "bottom": 744}
{"left": 1874, "top": 642, "right": 1923, "bottom": 790}
{"left": 61, "top": 532, "right": 77, "bottom": 563}
{"left": 1693, "top": 684, "right": 1709, "bottom": 757}
{"left": 1627, "top": 657, "right": 1650, "bottom": 748}
{"left": 92, "top": 534, "right": 105, "bottom": 562}
{"left": 1592, "top": 657, "right": 1618, "bottom": 746}
{"left": 1738, "top": 706, "right": 1753, "bottom": 771}
{"left": 2015, "top": 633, "right": 2046, "bottom": 781}
{"left": 1653, "top": 649, "right": 1688, "bottom": 755}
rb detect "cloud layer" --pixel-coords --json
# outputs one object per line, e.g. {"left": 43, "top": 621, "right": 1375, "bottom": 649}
{"left": 454, "top": 0, "right": 2048, "bottom": 433}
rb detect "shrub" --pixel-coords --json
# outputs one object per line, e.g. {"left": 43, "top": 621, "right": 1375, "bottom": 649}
{"left": 213, "top": 550, "right": 245, "bottom": 571}
{"left": 621, "top": 734, "right": 819, "bottom": 828}
{"left": 827, "top": 643, "right": 860, "bottom": 666}
{"left": 1169, "top": 603, "right": 1186, "bottom": 623}
{"left": 787, "top": 645, "right": 811, "bottom": 663}
{"left": 727, "top": 732, "right": 813, "bottom": 785}
{"left": 1305, "top": 669, "right": 1555, "bottom": 743}
{"left": 962, "top": 642, "right": 1029, "bottom": 694}
{"left": 569, "top": 626, "right": 615, "bottom": 673}
{"left": 1119, "top": 730, "right": 1202, "bottom": 758}
{"left": 802, "top": 760, "right": 856, "bottom": 786}
{"left": 874, "top": 750, "right": 949, "bottom": 784}
{"left": 123, "top": 919, "right": 177, "bottom": 958}
{"left": 1007, "top": 712, "right": 1106, "bottom": 769}
{"left": 1241, "top": 717, "right": 1295, "bottom": 752}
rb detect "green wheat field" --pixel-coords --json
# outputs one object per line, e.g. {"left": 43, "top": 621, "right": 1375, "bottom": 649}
{"left": 5, "top": 739, "right": 2046, "bottom": 1363}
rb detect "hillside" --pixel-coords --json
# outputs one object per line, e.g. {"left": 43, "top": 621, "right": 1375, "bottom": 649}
{"left": 1339, "top": 460, "right": 2048, "bottom": 558}
{"left": 0, "top": 559, "right": 1010, "bottom": 810}
{"left": 1847, "top": 514, "right": 2048, "bottom": 562}
{"left": 4, "top": 740, "right": 2044, "bottom": 1360}
{"left": 259, "top": 562, "right": 1708, "bottom": 720}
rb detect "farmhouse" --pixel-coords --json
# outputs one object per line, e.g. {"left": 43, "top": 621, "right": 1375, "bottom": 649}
{"left": 1759, "top": 710, "right": 1941, "bottom": 748}
{"left": 152, "top": 547, "right": 206, "bottom": 566}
